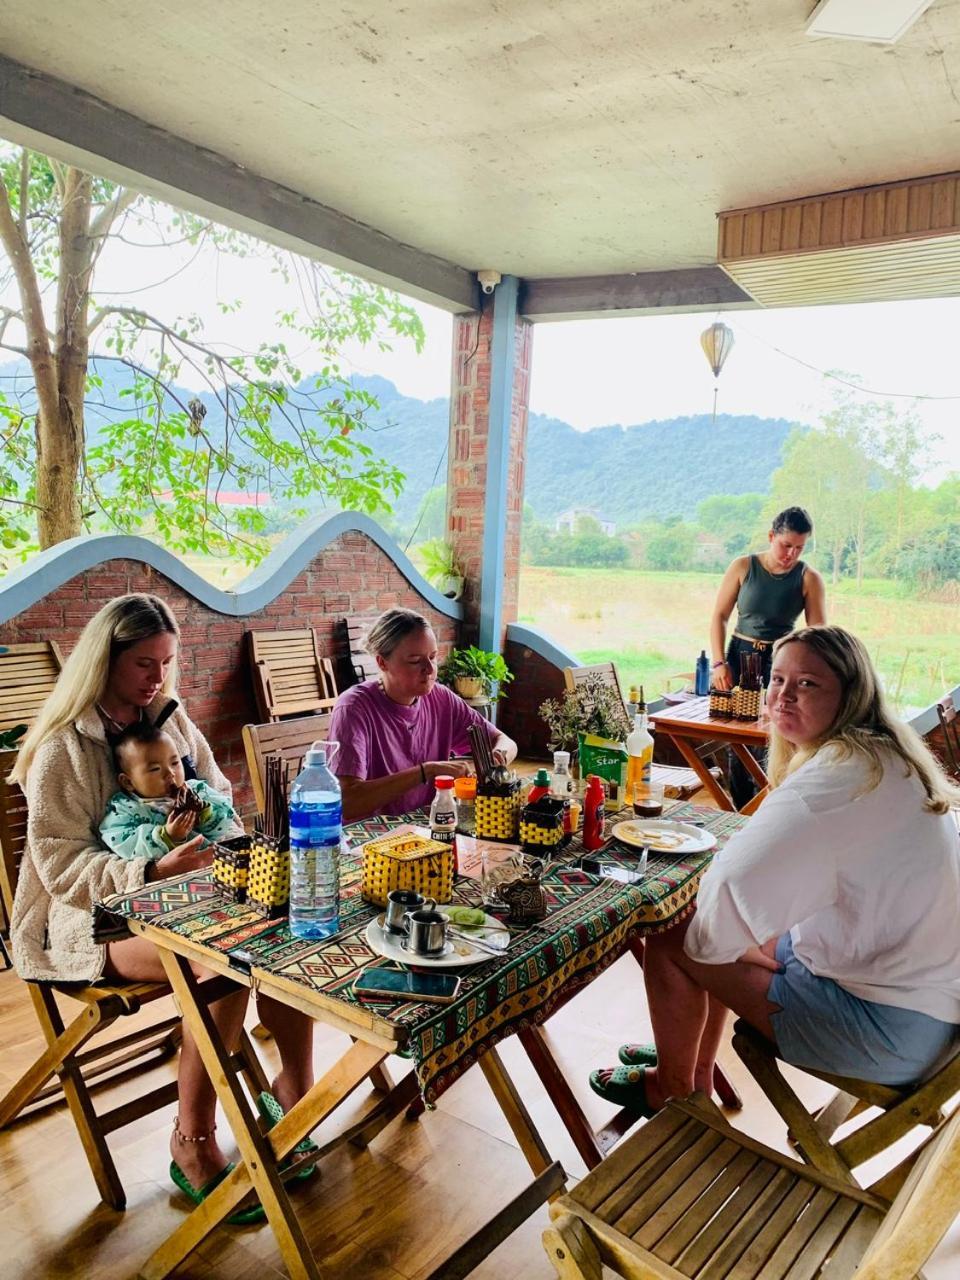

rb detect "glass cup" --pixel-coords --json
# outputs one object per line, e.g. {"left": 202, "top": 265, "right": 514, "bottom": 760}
{"left": 480, "top": 845, "right": 523, "bottom": 907}
{"left": 633, "top": 781, "right": 665, "bottom": 818}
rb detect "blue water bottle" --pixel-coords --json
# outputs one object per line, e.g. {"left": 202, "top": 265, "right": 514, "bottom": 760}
{"left": 288, "top": 741, "right": 341, "bottom": 939}
{"left": 695, "top": 649, "right": 711, "bottom": 696}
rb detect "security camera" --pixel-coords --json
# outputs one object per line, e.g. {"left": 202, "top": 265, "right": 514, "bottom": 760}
{"left": 477, "top": 269, "right": 502, "bottom": 295}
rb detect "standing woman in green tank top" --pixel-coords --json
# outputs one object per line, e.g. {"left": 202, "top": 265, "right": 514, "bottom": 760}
{"left": 709, "top": 507, "right": 826, "bottom": 806}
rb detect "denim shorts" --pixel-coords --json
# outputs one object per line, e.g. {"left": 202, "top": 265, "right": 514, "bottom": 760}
{"left": 768, "top": 934, "right": 959, "bottom": 1087}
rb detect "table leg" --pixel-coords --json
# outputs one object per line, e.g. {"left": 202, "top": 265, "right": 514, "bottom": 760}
{"left": 146, "top": 949, "right": 319, "bottom": 1280}
{"left": 479, "top": 1045, "right": 553, "bottom": 1177}
{"left": 519, "top": 1025, "right": 604, "bottom": 1170}
{"left": 667, "top": 734, "right": 735, "bottom": 811}
{"left": 730, "top": 741, "right": 769, "bottom": 794}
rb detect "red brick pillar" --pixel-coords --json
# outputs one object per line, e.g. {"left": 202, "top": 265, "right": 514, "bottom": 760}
{"left": 446, "top": 293, "right": 533, "bottom": 645}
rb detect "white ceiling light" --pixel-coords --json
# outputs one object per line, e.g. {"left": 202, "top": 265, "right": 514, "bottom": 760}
{"left": 805, "top": 0, "right": 936, "bottom": 44}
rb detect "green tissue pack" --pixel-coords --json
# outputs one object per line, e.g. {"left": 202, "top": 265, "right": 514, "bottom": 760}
{"left": 578, "top": 732, "right": 628, "bottom": 812}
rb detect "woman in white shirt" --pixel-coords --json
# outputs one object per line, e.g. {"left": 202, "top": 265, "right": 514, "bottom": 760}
{"left": 590, "top": 624, "right": 960, "bottom": 1114}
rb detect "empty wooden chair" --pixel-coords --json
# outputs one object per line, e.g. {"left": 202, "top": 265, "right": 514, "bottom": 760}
{"left": 0, "top": 747, "right": 268, "bottom": 1210}
{"left": 242, "top": 713, "right": 333, "bottom": 814}
{"left": 543, "top": 1090, "right": 960, "bottom": 1280}
{"left": 733, "top": 1018, "right": 960, "bottom": 1192}
{"left": 0, "top": 640, "right": 63, "bottom": 732}
{"left": 337, "top": 613, "right": 381, "bottom": 688}
{"left": 247, "top": 627, "right": 338, "bottom": 721}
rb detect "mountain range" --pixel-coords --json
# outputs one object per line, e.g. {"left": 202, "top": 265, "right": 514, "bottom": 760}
{"left": 1, "top": 360, "right": 801, "bottom": 528}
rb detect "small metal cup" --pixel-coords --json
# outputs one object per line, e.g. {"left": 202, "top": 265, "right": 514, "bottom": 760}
{"left": 384, "top": 889, "right": 429, "bottom": 935}
{"left": 401, "top": 907, "right": 448, "bottom": 956}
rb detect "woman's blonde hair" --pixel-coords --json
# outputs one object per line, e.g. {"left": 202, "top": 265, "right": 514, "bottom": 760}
{"left": 767, "top": 624, "right": 960, "bottom": 814}
{"left": 12, "top": 594, "right": 179, "bottom": 784}
{"left": 364, "top": 608, "right": 430, "bottom": 661}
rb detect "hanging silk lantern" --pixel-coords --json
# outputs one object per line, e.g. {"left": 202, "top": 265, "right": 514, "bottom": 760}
{"left": 700, "top": 321, "right": 735, "bottom": 422}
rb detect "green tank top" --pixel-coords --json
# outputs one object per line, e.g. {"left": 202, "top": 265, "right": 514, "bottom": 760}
{"left": 735, "top": 555, "right": 806, "bottom": 642}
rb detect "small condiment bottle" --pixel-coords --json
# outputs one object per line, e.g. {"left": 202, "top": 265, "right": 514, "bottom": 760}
{"left": 527, "top": 768, "right": 552, "bottom": 804}
{"left": 453, "top": 775, "right": 477, "bottom": 832}
{"left": 429, "top": 775, "right": 459, "bottom": 872}
{"left": 583, "top": 774, "right": 606, "bottom": 851}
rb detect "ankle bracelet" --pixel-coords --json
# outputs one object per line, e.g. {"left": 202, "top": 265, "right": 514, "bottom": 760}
{"left": 173, "top": 1116, "right": 216, "bottom": 1143}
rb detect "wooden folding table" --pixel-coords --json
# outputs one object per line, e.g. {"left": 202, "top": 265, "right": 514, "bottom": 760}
{"left": 651, "top": 697, "right": 770, "bottom": 812}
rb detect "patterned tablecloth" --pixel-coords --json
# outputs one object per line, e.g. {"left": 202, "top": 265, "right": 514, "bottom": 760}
{"left": 95, "top": 803, "right": 747, "bottom": 1102}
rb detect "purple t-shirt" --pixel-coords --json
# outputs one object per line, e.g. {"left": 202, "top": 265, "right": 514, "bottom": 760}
{"left": 329, "top": 680, "right": 498, "bottom": 816}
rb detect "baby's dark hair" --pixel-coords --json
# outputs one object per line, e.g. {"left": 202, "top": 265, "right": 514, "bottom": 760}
{"left": 771, "top": 506, "right": 813, "bottom": 536}
{"left": 113, "top": 721, "right": 174, "bottom": 771}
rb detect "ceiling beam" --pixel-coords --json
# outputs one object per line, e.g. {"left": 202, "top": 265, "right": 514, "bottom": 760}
{"left": 519, "top": 267, "right": 755, "bottom": 321}
{"left": 0, "top": 54, "right": 479, "bottom": 313}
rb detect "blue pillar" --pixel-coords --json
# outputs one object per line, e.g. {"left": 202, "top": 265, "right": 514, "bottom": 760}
{"left": 477, "top": 274, "right": 519, "bottom": 657}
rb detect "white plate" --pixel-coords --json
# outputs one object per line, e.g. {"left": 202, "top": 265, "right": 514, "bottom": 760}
{"left": 610, "top": 819, "right": 717, "bottom": 855}
{"left": 365, "top": 912, "right": 510, "bottom": 968}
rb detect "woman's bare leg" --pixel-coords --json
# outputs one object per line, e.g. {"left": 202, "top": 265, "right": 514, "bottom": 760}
{"left": 256, "top": 995, "right": 315, "bottom": 1111}
{"left": 615, "top": 914, "right": 780, "bottom": 1111}
{"left": 104, "top": 935, "right": 249, "bottom": 1187}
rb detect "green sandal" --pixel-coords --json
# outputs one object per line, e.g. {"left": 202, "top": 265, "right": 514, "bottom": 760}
{"left": 618, "top": 1043, "right": 657, "bottom": 1068}
{"left": 256, "top": 1090, "right": 319, "bottom": 1180}
{"left": 169, "top": 1160, "right": 266, "bottom": 1225}
{"left": 588, "top": 1065, "right": 658, "bottom": 1117}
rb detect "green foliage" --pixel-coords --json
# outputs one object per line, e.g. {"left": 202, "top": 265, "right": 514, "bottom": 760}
{"left": 417, "top": 536, "right": 463, "bottom": 596}
{"left": 523, "top": 514, "right": 630, "bottom": 568}
{"left": 0, "top": 390, "right": 37, "bottom": 568}
{"left": 696, "top": 493, "right": 766, "bottom": 555}
{"left": 539, "top": 671, "right": 631, "bottom": 753}
{"left": 0, "top": 145, "right": 426, "bottom": 563}
{"left": 645, "top": 521, "right": 698, "bottom": 571}
{"left": 437, "top": 645, "right": 514, "bottom": 702}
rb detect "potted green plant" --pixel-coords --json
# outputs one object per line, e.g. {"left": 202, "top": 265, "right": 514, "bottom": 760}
{"left": 418, "top": 538, "right": 464, "bottom": 600}
{"left": 438, "top": 646, "right": 514, "bottom": 703}
{"left": 539, "top": 673, "right": 630, "bottom": 764}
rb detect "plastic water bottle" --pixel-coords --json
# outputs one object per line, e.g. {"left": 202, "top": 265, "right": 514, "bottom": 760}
{"left": 288, "top": 741, "right": 341, "bottom": 939}
{"left": 695, "top": 649, "right": 711, "bottom": 696}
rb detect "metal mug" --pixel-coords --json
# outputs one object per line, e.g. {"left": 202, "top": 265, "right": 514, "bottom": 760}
{"left": 401, "top": 906, "right": 449, "bottom": 956}
{"left": 384, "top": 890, "right": 430, "bottom": 936}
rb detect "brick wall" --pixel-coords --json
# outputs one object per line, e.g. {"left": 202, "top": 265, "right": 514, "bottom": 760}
{"left": 497, "top": 634, "right": 567, "bottom": 760}
{"left": 446, "top": 299, "right": 533, "bottom": 643}
{"left": 0, "top": 532, "right": 457, "bottom": 814}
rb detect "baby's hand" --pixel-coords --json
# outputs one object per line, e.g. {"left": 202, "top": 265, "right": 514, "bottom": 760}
{"left": 165, "top": 808, "right": 197, "bottom": 843}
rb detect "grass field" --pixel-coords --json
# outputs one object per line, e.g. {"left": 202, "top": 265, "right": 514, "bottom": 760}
{"left": 518, "top": 566, "right": 960, "bottom": 716}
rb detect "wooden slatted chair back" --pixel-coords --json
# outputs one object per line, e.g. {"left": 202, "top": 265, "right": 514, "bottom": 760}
{"left": 247, "top": 628, "right": 338, "bottom": 721}
{"left": 563, "top": 662, "right": 629, "bottom": 715}
{"left": 935, "top": 694, "right": 960, "bottom": 779}
{"left": 0, "top": 747, "right": 26, "bottom": 921}
{"left": 242, "top": 713, "right": 333, "bottom": 815}
{"left": 0, "top": 640, "right": 63, "bottom": 732}
{"left": 337, "top": 614, "right": 380, "bottom": 688}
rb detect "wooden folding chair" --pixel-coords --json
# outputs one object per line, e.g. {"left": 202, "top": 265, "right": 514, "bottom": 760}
{"left": 242, "top": 713, "right": 332, "bottom": 814}
{"left": 0, "top": 640, "right": 64, "bottom": 963}
{"left": 336, "top": 613, "right": 381, "bottom": 689}
{"left": 543, "top": 1090, "right": 960, "bottom": 1280}
{"left": 0, "top": 748, "right": 270, "bottom": 1210}
{"left": 935, "top": 693, "right": 960, "bottom": 780}
{"left": 247, "top": 627, "right": 338, "bottom": 721}
{"left": 732, "top": 1018, "right": 960, "bottom": 1193}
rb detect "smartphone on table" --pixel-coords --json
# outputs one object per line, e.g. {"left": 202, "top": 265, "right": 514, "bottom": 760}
{"left": 353, "top": 968, "right": 462, "bottom": 1004}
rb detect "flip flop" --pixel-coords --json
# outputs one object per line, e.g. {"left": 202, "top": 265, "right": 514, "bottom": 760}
{"left": 618, "top": 1043, "right": 657, "bottom": 1068}
{"left": 169, "top": 1160, "right": 266, "bottom": 1225}
{"left": 256, "top": 1090, "right": 319, "bottom": 1180}
{"left": 588, "top": 1065, "right": 658, "bottom": 1117}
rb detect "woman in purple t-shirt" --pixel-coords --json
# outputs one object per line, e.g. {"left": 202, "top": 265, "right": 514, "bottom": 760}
{"left": 330, "top": 609, "right": 517, "bottom": 822}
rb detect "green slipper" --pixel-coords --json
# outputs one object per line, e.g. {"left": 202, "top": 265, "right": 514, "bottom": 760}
{"left": 588, "top": 1065, "right": 658, "bottom": 1118}
{"left": 256, "top": 1090, "right": 318, "bottom": 1180}
{"left": 169, "top": 1160, "right": 266, "bottom": 1225}
{"left": 618, "top": 1043, "right": 657, "bottom": 1068}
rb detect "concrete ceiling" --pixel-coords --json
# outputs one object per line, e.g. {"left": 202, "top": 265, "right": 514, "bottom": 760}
{"left": 1, "top": 0, "right": 959, "bottom": 306}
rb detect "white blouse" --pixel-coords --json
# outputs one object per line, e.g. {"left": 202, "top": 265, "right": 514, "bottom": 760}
{"left": 685, "top": 745, "right": 960, "bottom": 1023}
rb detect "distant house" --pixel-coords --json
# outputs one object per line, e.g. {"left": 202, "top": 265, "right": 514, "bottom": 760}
{"left": 693, "top": 530, "right": 725, "bottom": 564}
{"left": 156, "top": 490, "right": 271, "bottom": 508}
{"left": 555, "top": 507, "right": 616, "bottom": 536}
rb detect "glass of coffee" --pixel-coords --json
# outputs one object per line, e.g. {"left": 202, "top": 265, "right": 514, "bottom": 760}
{"left": 633, "top": 781, "right": 664, "bottom": 818}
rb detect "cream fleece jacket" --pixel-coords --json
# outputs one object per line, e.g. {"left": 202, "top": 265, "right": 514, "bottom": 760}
{"left": 11, "top": 693, "right": 239, "bottom": 983}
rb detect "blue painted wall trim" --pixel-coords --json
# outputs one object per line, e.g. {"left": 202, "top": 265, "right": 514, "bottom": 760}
{"left": 505, "top": 622, "right": 580, "bottom": 671}
{"left": 0, "top": 512, "right": 464, "bottom": 624}
{"left": 478, "top": 276, "right": 519, "bottom": 655}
